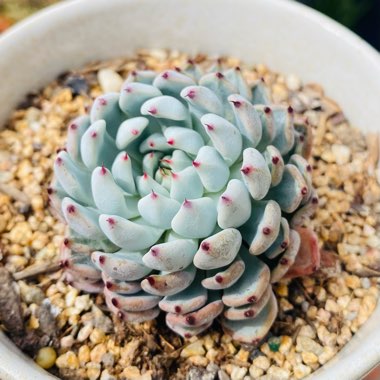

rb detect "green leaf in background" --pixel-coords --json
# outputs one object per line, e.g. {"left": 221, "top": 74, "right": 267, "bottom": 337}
{"left": 302, "top": 0, "right": 374, "bottom": 28}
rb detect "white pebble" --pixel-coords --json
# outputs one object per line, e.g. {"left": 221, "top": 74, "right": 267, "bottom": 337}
{"left": 285, "top": 74, "right": 302, "bottom": 91}
{"left": 98, "top": 69, "right": 123, "bottom": 93}
{"left": 293, "top": 363, "right": 311, "bottom": 379}
{"left": 298, "top": 325, "right": 316, "bottom": 339}
{"left": 74, "top": 294, "right": 92, "bottom": 313}
{"left": 60, "top": 335, "right": 74, "bottom": 349}
{"left": 230, "top": 366, "right": 247, "bottom": 380}
{"left": 180, "top": 340, "right": 205, "bottom": 358}
{"left": 296, "top": 336, "right": 323, "bottom": 356}
{"left": 77, "top": 324, "right": 94, "bottom": 342}
{"left": 361, "top": 278, "right": 371, "bottom": 289}
{"left": 267, "top": 365, "right": 290, "bottom": 379}
{"left": 100, "top": 369, "right": 116, "bottom": 380}
{"left": 331, "top": 144, "right": 351, "bottom": 165}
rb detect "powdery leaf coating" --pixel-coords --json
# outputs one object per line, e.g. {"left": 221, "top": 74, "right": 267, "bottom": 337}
{"left": 51, "top": 61, "right": 319, "bottom": 343}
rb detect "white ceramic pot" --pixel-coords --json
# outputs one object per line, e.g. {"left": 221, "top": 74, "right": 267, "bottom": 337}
{"left": 0, "top": 0, "right": 379, "bottom": 379}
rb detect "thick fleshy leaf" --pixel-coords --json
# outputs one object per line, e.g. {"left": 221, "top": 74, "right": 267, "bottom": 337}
{"left": 240, "top": 200, "right": 281, "bottom": 256}
{"left": 241, "top": 148, "right": 271, "bottom": 200}
{"left": 264, "top": 217, "right": 290, "bottom": 259}
{"left": 224, "top": 285, "right": 272, "bottom": 320}
{"left": 170, "top": 166, "right": 203, "bottom": 202}
{"left": 138, "top": 191, "right": 180, "bottom": 229}
{"left": 166, "top": 298, "right": 223, "bottom": 328}
{"left": 116, "top": 117, "right": 149, "bottom": 149}
{"left": 171, "top": 198, "right": 217, "bottom": 238}
{"left": 201, "top": 113, "right": 242, "bottom": 165}
{"left": 228, "top": 94, "right": 262, "bottom": 147}
{"left": 202, "top": 255, "right": 245, "bottom": 290}
{"left": 194, "top": 228, "right": 242, "bottom": 270}
{"left": 183, "top": 60, "right": 204, "bottom": 81}
{"left": 90, "top": 93, "right": 125, "bottom": 138}
{"left": 163, "top": 127, "right": 204, "bottom": 156}
{"left": 64, "top": 272, "right": 103, "bottom": 293}
{"left": 180, "top": 85, "right": 224, "bottom": 116}
{"left": 223, "top": 251, "right": 270, "bottom": 307}
{"left": 217, "top": 179, "right": 251, "bottom": 229}
{"left": 102, "top": 273, "right": 141, "bottom": 295}
{"left": 153, "top": 70, "right": 195, "bottom": 100}
{"left": 266, "top": 164, "right": 307, "bottom": 213}
{"left": 80, "top": 120, "right": 117, "bottom": 170}
{"left": 119, "top": 82, "right": 162, "bottom": 116}
{"left": 284, "top": 227, "right": 320, "bottom": 279}
{"left": 54, "top": 151, "right": 93, "bottom": 206}
{"left": 224, "top": 67, "right": 251, "bottom": 101}
{"left": 61, "top": 197, "right": 104, "bottom": 240}
{"left": 99, "top": 215, "right": 164, "bottom": 251}
{"left": 221, "top": 291, "right": 278, "bottom": 344}
{"left": 116, "top": 308, "right": 160, "bottom": 324}
{"left": 142, "top": 151, "right": 163, "bottom": 178}
{"left": 92, "top": 250, "right": 150, "bottom": 281}
{"left": 92, "top": 166, "right": 139, "bottom": 219}
{"left": 162, "top": 150, "right": 193, "bottom": 172}
{"left": 166, "top": 317, "right": 212, "bottom": 339}
{"left": 155, "top": 168, "right": 172, "bottom": 190}
{"left": 104, "top": 288, "right": 161, "bottom": 312}
{"left": 289, "top": 154, "right": 313, "bottom": 202}
{"left": 111, "top": 152, "right": 136, "bottom": 195}
{"left": 141, "top": 95, "right": 189, "bottom": 121}
{"left": 270, "top": 106, "right": 295, "bottom": 155}
{"left": 62, "top": 249, "right": 101, "bottom": 281}
{"left": 290, "top": 189, "right": 319, "bottom": 227}
{"left": 264, "top": 145, "right": 284, "bottom": 186}
{"left": 254, "top": 105, "right": 275, "bottom": 150}
{"left": 136, "top": 173, "right": 169, "bottom": 197}
{"left": 193, "top": 146, "right": 229, "bottom": 192}
{"left": 139, "top": 133, "right": 172, "bottom": 153}
{"left": 47, "top": 179, "right": 67, "bottom": 221}
{"left": 251, "top": 81, "right": 271, "bottom": 105}
{"left": 66, "top": 116, "right": 90, "bottom": 163}
{"left": 199, "top": 72, "right": 237, "bottom": 121}
{"left": 141, "top": 265, "right": 196, "bottom": 296}
{"left": 159, "top": 272, "right": 207, "bottom": 314}
{"left": 271, "top": 229, "right": 301, "bottom": 283}
{"left": 125, "top": 70, "right": 157, "bottom": 85}
{"left": 143, "top": 239, "right": 198, "bottom": 272}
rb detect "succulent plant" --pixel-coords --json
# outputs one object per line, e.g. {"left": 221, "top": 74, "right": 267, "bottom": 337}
{"left": 50, "top": 61, "right": 320, "bottom": 344}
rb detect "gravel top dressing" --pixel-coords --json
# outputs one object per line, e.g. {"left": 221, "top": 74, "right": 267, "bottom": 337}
{"left": 0, "top": 50, "right": 379, "bottom": 380}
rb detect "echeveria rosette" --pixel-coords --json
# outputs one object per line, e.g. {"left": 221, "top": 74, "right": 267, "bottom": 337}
{"left": 50, "top": 62, "right": 320, "bottom": 344}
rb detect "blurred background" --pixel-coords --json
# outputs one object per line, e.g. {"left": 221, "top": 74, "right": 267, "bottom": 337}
{"left": 0, "top": 0, "right": 379, "bottom": 51}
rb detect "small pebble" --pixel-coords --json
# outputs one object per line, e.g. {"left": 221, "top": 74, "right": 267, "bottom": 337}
{"left": 78, "top": 345, "right": 91, "bottom": 365}
{"left": 55, "top": 351, "right": 79, "bottom": 370}
{"left": 249, "top": 365, "right": 264, "bottom": 378}
{"left": 331, "top": 144, "right": 351, "bottom": 165}
{"left": 252, "top": 355, "right": 271, "bottom": 371}
{"left": 180, "top": 340, "right": 205, "bottom": 358}
{"left": 87, "top": 363, "right": 101, "bottom": 380}
{"left": 218, "top": 370, "right": 231, "bottom": 380}
{"left": 98, "top": 69, "right": 124, "bottom": 93}
{"left": 230, "top": 366, "right": 247, "bottom": 380}
{"left": 285, "top": 74, "right": 302, "bottom": 91}
{"left": 293, "top": 363, "right": 312, "bottom": 379}
{"left": 100, "top": 369, "right": 117, "bottom": 380}
{"left": 267, "top": 365, "right": 290, "bottom": 379}
{"left": 301, "top": 352, "right": 318, "bottom": 365}
{"left": 296, "top": 336, "right": 323, "bottom": 356}
{"left": 35, "top": 347, "right": 57, "bottom": 369}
